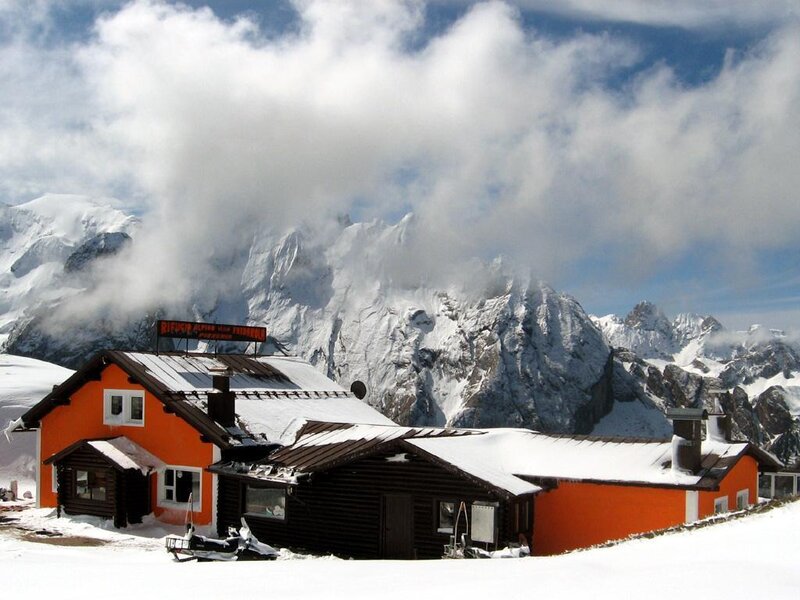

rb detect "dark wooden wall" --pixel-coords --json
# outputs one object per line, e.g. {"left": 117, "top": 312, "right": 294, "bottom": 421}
{"left": 56, "top": 447, "right": 120, "bottom": 525}
{"left": 218, "top": 448, "right": 523, "bottom": 559}
{"left": 55, "top": 446, "right": 150, "bottom": 528}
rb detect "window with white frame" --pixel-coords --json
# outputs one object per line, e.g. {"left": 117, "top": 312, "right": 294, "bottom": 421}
{"left": 103, "top": 390, "right": 145, "bottom": 426}
{"left": 736, "top": 489, "right": 749, "bottom": 510}
{"left": 159, "top": 467, "right": 201, "bottom": 510}
{"left": 713, "top": 496, "right": 728, "bottom": 514}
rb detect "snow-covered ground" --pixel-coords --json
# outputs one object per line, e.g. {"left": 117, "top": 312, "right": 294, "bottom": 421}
{"left": 1, "top": 499, "right": 798, "bottom": 599}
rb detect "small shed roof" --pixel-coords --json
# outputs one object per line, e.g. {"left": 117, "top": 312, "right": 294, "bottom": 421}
{"left": 44, "top": 436, "right": 165, "bottom": 474}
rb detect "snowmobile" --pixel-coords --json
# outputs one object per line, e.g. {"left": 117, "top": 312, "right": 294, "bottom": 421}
{"left": 166, "top": 519, "right": 279, "bottom": 562}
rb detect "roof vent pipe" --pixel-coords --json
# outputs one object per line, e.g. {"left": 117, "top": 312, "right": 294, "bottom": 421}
{"left": 666, "top": 408, "right": 707, "bottom": 474}
{"left": 208, "top": 367, "right": 235, "bottom": 427}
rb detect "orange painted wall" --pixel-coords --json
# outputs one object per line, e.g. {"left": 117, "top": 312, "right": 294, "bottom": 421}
{"left": 698, "top": 455, "right": 757, "bottom": 514}
{"left": 533, "top": 455, "right": 760, "bottom": 556}
{"left": 39, "top": 363, "right": 216, "bottom": 525}
{"left": 533, "top": 481, "right": 685, "bottom": 556}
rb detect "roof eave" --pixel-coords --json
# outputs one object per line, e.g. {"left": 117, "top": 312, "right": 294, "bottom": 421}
{"left": 397, "top": 440, "right": 534, "bottom": 500}
{"left": 19, "top": 352, "right": 107, "bottom": 428}
{"left": 18, "top": 350, "right": 234, "bottom": 450}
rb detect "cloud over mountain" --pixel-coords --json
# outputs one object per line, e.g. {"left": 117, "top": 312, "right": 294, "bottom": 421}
{"left": 0, "top": 1, "right": 799, "bottom": 319}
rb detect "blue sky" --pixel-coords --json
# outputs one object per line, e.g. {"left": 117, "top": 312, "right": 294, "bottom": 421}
{"left": 1, "top": 1, "right": 799, "bottom": 330}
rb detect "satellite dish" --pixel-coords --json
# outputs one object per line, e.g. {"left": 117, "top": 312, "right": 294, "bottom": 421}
{"left": 350, "top": 380, "right": 367, "bottom": 400}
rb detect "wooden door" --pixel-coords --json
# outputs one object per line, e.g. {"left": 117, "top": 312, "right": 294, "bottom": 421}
{"left": 382, "top": 493, "right": 414, "bottom": 559}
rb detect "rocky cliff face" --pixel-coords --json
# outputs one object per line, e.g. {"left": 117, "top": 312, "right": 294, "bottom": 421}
{"left": 3, "top": 195, "right": 798, "bottom": 466}
{"left": 594, "top": 302, "right": 800, "bottom": 465}
{"left": 2, "top": 197, "right": 614, "bottom": 434}
{"left": 237, "top": 224, "right": 613, "bottom": 432}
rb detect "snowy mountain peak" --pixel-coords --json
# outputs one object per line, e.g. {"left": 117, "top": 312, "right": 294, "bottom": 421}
{"left": 624, "top": 301, "right": 672, "bottom": 335}
{"left": 592, "top": 302, "right": 677, "bottom": 359}
{"left": 11, "top": 194, "right": 137, "bottom": 243}
{"left": 671, "top": 312, "right": 723, "bottom": 346}
{"left": 0, "top": 195, "right": 140, "bottom": 344}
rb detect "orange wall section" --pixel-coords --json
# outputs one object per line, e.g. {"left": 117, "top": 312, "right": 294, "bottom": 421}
{"left": 533, "top": 481, "right": 685, "bottom": 556}
{"left": 698, "top": 455, "right": 757, "bottom": 515}
{"left": 533, "top": 454, "right": 760, "bottom": 556}
{"left": 39, "top": 363, "right": 216, "bottom": 525}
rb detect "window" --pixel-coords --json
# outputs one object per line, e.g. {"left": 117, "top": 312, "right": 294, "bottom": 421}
{"left": 160, "top": 467, "right": 201, "bottom": 510}
{"left": 758, "top": 473, "right": 773, "bottom": 499}
{"left": 245, "top": 486, "right": 286, "bottom": 520}
{"left": 51, "top": 464, "right": 58, "bottom": 493}
{"left": 130, "top": 395, "right": 144, "bottom": 421}
{"left": 774, "top": 474, "right": 796, "bottom": 498}
{"left": 437, "top": 501, "right": 456, "bottom": 534}
{"left": 514, "top": 499, "right": 532, "bottom": 534}
{"left": 736, "top": 489, "right": 749, "bottom": 510}
{"left": 713, "top": 496, "right": 728, "bottom": 514}
{"left": 75, "top": 469, "right": 107, "bottom": 501}
{"left": 103, "top": 390, "right": 145, "bottom": 426}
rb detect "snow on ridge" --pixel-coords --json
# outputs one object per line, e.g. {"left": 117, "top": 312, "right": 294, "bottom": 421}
{"left": 0, "top": 354, "right": 73, "bottom": 479}
{"left": 0, "top": 353, "right": 73, "bottom": 403}
{"left": 0, "top": 194, "right": 140, "bottom": 344}
{"left": 11, "top": 194, "right": 137, "bottom": 243}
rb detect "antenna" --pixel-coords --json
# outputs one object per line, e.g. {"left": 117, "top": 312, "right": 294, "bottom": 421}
{"left": 350, "top": 380, "right": 367, "bottom": 400}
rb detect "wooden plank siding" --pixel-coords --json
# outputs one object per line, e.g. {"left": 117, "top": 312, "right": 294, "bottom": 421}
{"left": 218, "top": 448, "right": 523, "bottom": 559}
{"left": 54, "top": 445, "right": 150, "bottom": 528}
{"left": 55, "top": 446, "right": 120, "bottom": 525}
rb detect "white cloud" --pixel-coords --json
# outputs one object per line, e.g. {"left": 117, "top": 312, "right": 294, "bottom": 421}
{"left": 1, "top": 0, "right": 800, "bottom": 321}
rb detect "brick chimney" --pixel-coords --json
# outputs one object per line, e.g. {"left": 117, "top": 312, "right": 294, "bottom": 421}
{"left": 208, "top": 368, "right": 235, "bottom": 427}
{"left": 666, "top": 408, "right": 708, "bottom": 474}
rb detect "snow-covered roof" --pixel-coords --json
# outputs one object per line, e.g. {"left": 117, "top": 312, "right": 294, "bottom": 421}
{"left": 233, "top": 397, "right": 396, "bottom": 445}
{"left": 407, "top": 429, "right": 750, "bottom": 489}
{"left": 264, "top": 422, "right": 541, "bottom": 496}
{"left": 86, "top": 437, "right": 165, "bottom": 474}
{"left": 112, "top": 351, "right": 393, "bottom": 446}
{"left": 261, "top": 422, "right": 760, "bottom": 496}
{"left": 19, "top": 350, "right": 394, "bottom": 449}
{"left": 283, "top": 422, "right": 474, "bottom": 449}
{"left": 121, "top": 352, "right": 344, "bottom": 393}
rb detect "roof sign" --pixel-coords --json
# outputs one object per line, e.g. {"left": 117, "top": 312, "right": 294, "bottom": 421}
{"left": 157, "top": 320, "right": 267, "bottom": 343}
